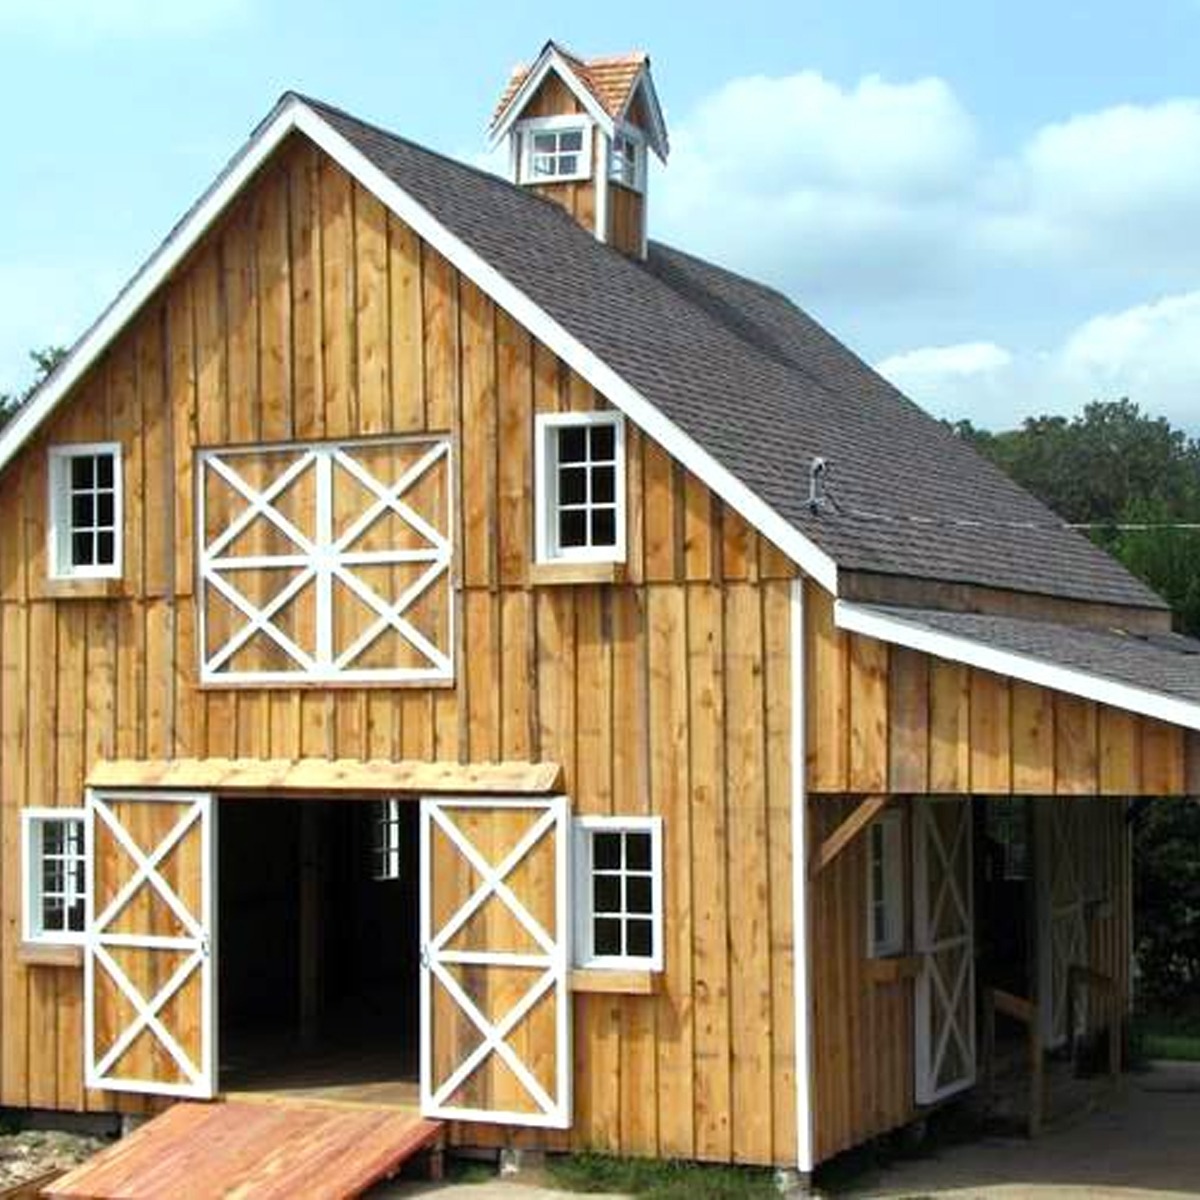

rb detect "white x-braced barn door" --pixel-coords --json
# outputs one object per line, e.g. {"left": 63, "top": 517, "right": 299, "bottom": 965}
{"left": 1035, "top": 799, "right": 1089, "bottom": 1048}
{"left": 420, "top": 797, "right": 571, "bottom": 1128}
{"left": 85, "top": 791, "right": 217, "bottom": 1098}
{"left": 914, "top": 796, "right": 976, "bottom": 1105}
{"left": 198, "top": 436, "right": 452, "bottom": 685}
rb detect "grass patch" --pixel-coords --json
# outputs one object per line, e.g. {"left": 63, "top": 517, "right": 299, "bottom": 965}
{"left": 1134, "top": 1005, "right": 1200, "bottom": 1063}
{"left": 547, "top": 1152, "right": 778, "bottom": 1198}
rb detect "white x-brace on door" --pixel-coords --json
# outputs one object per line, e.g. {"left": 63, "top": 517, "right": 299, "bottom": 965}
{"left": 420, "top": 796, "right": 571, "bottom": 1128}
{"left": 84, "top": 790, "right": 217, "bottom": 1098}
{"left": 914, "top": 796, "right": 976, "bottom": 1105}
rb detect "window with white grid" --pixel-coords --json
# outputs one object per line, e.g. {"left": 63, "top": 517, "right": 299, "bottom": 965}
{"left": 867, "top": 811, "right": 905, "bottom": 958}
{"left": 575, "top": 817, "right": 662, "bottom": 970}
{"left": 535, "top": 412, "right": 626, "bottom": 564}
{"left": 609, "top": 131, "right": 643, "bottom": 191}
{"left": 48, "top": 443, "right": 122, "bottom": 579}
{"left": 22, "top": 810, "right": 87, "bottom": 944}
{"left": 372, "top": 798, "right": 403, "bottom": 881}
{"left": 524, "top": 124, "right": 590, "bottom": 182}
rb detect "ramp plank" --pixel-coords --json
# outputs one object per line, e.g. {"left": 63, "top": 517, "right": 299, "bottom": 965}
{"left": 47, "top": 1100, "right": 442, "bottom": 1200}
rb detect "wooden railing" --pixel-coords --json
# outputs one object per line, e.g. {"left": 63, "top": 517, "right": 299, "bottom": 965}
{"left": 1066, "top": 964, "right": 1121, "bottom": 1079}
{"left": 982, "top": 987, "right": 1045, "bottom": 1137}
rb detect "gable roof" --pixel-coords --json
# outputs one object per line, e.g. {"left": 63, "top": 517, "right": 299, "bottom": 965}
{"left": 489, "top": 41, "right": 670, "bottom": 161}
{"left": 0, "top": 93, "right": 1165, "bottom": 616}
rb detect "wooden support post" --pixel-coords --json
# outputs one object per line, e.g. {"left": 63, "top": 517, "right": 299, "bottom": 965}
{"left": 809, "top": 794, "right": 891, "bottom": 878}
{"left": 1029, "top": 1016, "right": 1045, "bottom": 1139}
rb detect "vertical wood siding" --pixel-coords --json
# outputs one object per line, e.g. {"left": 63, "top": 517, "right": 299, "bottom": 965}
{"left": 805, "top": 585, "right": 1194, "bottom": 798}
{"left": 0, "top": 137, "right": 800, "bottom": 1168}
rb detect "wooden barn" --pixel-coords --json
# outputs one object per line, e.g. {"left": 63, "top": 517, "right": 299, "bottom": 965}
{"left": 3, "top": 39, "right": 1200, "bottom": 1192}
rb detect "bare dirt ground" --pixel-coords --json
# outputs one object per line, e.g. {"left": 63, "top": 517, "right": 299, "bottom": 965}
{"left": 0, "top": 1129, "right": 107, "bottom": 1192}
{"left": 846, "top": 1059, "right": 1200, "bottom": 1199}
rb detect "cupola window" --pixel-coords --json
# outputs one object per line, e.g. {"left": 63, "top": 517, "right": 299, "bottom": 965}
{"left": 522, "top": 120, "right": 591, "bottom": 182}
{"left": 609, "top": 132, "right": 643, "bottom": 191}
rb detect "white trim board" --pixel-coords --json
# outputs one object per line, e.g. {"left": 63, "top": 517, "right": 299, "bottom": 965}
{"left": 0, "top": 95, "right": 840, "bottom": 595}
{"left": 489, "top": 45, "right": 616, "bottom": 150}
{"left": 836, "top": 600, "right": 1200, "bottom": 733}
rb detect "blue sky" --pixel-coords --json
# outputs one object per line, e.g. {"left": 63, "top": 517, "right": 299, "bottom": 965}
{"left": 4, "top": 0, "right": 1200, "bottom": 428}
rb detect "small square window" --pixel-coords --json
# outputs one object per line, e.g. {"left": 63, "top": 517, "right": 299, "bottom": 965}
{"left": 536, "top": 414, "right": 626, "bottom": 564}
{"left": 524, "top": 123, "right": 592, "bottom": 182}
{"left": 575, "top": 818, "right": 663, "bottom": 971}
{"left": 867, "top": 811, "right": 905, "bottom": 958}
{"left": 49, "top": 444, "right": 122, "bottom": 580}
{"left": 23, "top": 810, "right": 87, "bottom": 945}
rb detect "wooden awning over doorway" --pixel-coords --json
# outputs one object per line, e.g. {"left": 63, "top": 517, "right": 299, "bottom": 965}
{"left": 86, "top": 756, "right": 562, "bottom": 796}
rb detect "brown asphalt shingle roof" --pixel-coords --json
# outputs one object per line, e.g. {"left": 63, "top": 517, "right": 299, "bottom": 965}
{"left": 856, "top": 605, "right": 1200, "bottom": 708}
{"left": 306, "top": 95, "right": 1165, "bottom": 611}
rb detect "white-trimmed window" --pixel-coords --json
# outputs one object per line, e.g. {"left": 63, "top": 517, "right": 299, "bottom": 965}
{"left": 609, "top": 131, "right": 644, "bottom": 192}
{"left": 574, "top": 817, "right": 663, "bottom": 971}
{"left": 48, "top": 443, "right": 122, "bottom": 579}
{"left": 867, "top": 811, "right": 905, "bottom": 958}
{"left": 535, "top": 413, "right": 626, "bottom": 564}
{"left": 372, "top": 798, "right": 403, "bottom": 881}
{"left": 22, "top": 809, "right": 87, "bottom": 945}
{"left": 521, "top": 118, "right": 591, "bottom": 183}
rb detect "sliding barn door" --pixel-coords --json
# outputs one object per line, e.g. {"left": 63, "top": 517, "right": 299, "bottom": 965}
{"left": 85, "top": 791, "right": 217, "bottom": 1098}
{"left": 420, "top": 797, "right": 571, "bottom": 1128}
{"left": 913, "top": 796, "right": 976, "bottom": 1105}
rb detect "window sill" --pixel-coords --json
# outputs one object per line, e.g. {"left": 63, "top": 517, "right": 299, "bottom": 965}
{"left": 44, "top": 576, "right": 123, "bottom": 599}
{"left": 529, "top": 561, "right": 626, "bottom": 587}
{"left": 570, "top": 968, "right": 659, "bottom": 996}
{"left": 866, "top": 954, "right": 921, "bottom": 985}
{"left": 19, "top": 941, "right": 83, "bottom": 968}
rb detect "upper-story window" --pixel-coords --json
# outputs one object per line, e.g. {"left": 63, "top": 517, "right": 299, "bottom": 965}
{"left": 197, "top": 436, "right": 452, "bottom": 685}
{"left": 609, "top": 131, "right": 644, "bottom": 192}
{"left": 48, "top": 443, "right": 122, "bottom": 580}
{"left": 521, "top": 119, "right": 591, "bottom": 183}
{"left": 535, "top": 412, "right": 626, "bottom": 564}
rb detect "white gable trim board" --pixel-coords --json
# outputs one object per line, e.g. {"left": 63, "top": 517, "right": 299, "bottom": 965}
{"left": 0, "top": 97, "right": 840, "bottom": 596}
{"left": 835, "top": 600, "right": 1200, "bottom": 733}
{"left": 488, "top": 46, "right": 616, "bottom": 148}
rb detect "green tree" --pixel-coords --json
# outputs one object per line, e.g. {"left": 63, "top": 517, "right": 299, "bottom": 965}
{"left": 954, "top": 400, "right": 1200, "bottom": 635}
{"left": 0, "top": 346, "right": 67, "bottom": 431}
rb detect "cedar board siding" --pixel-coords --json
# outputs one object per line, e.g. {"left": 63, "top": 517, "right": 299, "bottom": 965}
{"left": 805, "top": 584, "right": 1200, "bottom": 798}
{"left": 0, "top": 136, "right": 802, "bottom": 1168}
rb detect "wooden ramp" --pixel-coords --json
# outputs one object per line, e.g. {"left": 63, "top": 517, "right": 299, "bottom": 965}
{"left": 46, "top": 1100, "right": 442, "bottom": 1200}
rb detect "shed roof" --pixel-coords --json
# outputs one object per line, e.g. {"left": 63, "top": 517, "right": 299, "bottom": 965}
{"left": 837, "top": 601, "right": 1200, "bottom": 731}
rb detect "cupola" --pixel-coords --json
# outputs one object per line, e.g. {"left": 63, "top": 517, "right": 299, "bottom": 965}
{"left": 489, "top": 40, "right": 670, "bottom": 258}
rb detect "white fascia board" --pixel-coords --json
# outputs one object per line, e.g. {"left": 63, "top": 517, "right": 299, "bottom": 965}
{"left": 836, "top": 600, "right": 1200, "bottom": 733}
{"left": 488, "top": 49, "right": 616, "bottom": 147}
{"left": 616, "top": 65, "right": 670, "bottom": 162}
{"left": 295, "top": 106, "right": 840, "bottom": 594}
{"left": 0, "top": 96, "right": 306, "bottom": 478}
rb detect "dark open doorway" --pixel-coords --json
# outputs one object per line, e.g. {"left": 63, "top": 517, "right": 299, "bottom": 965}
{"left": 217, "top": 797, "right": 421, "bottom": 1102}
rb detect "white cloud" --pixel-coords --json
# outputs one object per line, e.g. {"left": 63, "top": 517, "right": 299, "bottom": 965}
{"left": 0, "top": 0, "right": 250, "bottom": 38}
{"left": 877, "top": 291, "right": 1200, "bottom": 431}
{"left": 657, "top": 72, "right": 978, "bottom": 301}
{"left": 656, "top": 71, "right": 1200, "bottom": 315}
